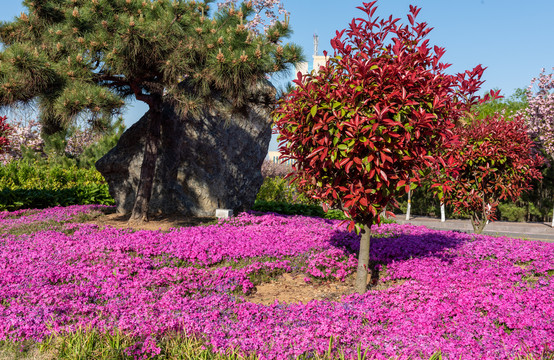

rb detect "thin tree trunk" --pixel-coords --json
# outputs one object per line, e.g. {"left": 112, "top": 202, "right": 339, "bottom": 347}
{"left": 406, "top": 187, "right": 411, "bottom": 220}
{"left": 471, "top": 200, "right": 488, "bottom": 234}
{"left": 129, "top": 107, "right": 162, "bottom": 224}
{"left": 355, "top": 224, "right": 372, "bottom": 294}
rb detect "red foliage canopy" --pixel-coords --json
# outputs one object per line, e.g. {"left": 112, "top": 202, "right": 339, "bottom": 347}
{"left": 274, "top": 1, "right": 494, "bottom": 231}
{"left": 438, "top": 114, "right": 543, "bottom": 232}
{"left": 0, "top": 116, "right": 10, "bottom": 154}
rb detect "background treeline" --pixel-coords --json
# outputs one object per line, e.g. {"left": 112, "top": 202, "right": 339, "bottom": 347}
{"left": 1, "top": 89, "right": 553, "bottom": 222}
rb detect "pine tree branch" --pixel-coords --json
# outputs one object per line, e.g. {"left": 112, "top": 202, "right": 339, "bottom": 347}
{"left": 95, "top": 74, "right": 128, "bottom": 87}
{"left": 129, "top": 79, "right": 154, "bottom": 107}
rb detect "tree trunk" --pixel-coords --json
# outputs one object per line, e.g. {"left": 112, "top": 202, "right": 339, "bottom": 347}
{"left": 355, "top": 224, "right": 372, "bottom": 294}
{"left": 471, "top": 200, "right": 488, "bottom": 234}
{"left": 129, "top": 106, "right": 163, "bottom": 223}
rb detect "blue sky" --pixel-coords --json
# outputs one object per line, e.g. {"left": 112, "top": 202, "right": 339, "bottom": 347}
{"left": 2, "top": 0, "right": 554, "bottom": 150}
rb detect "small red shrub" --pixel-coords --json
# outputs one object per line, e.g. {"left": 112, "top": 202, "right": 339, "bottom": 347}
{"left": 0, "top": 116, "right": 11, "bottom": 154}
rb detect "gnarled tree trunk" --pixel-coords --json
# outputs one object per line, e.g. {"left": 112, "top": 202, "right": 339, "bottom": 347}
{"left": 129, "top": 105, "right": 162, "bottom": 223}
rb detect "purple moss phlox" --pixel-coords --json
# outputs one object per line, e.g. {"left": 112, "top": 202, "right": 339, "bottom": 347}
{"left": 0, "top": 207, "right": 553, "bottom": 360}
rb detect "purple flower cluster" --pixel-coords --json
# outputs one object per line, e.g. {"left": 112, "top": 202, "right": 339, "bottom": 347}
{"left": 1, "top": 207, "right": 553, "bottom": 360}
{"left": 303, "top": 248, "right": 358, "bottom": 282}
{"left": 0, "top": 205, "right": 110, "bottom": 232}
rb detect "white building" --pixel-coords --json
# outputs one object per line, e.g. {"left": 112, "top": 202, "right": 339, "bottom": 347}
{"left": 294, "top": 34, "right": 329, "bottom": 76}
{"left": 266, "top": 150, "right": 281, "bottom": 163}
{"left": 267, "top": 35, "right": 327, "bottom": 164}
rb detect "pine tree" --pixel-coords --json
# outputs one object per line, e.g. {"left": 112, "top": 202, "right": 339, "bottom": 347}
{"left": 0, "top": 0, "right": 302, "bottom": 222}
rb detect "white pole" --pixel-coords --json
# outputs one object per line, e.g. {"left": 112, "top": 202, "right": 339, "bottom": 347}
{"left": 551, "top": 203, "right": 554, "bottom": 228}
{"left": 406, "top": 187, "right": 411, "bottom": 220}
{"left": 440, "top": 202, "right": 446, "bottom": 222}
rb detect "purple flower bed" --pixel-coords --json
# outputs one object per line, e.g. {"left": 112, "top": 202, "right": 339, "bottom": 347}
{"left": 0, "top": 207, "right": 553, "bottom": 359}
{"left": 0, "top": 205, "right": 110, "bottom": 232}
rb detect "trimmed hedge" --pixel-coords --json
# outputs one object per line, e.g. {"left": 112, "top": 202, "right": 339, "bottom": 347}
{"left": 0, "top": 160, "right": 113, "bottom": 211}
{"left": 0, "top": 160, "right": 104, "bottom": 190}
{"left": 0, "top": 184, "right": 114, "bottom": 211}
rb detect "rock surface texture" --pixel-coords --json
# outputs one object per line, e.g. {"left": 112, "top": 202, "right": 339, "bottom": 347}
{"left": 96, "top": 81, "right": 275, "bottom": 217}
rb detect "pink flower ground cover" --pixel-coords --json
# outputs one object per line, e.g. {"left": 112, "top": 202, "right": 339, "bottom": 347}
{"left": 0, "top": 206, "right": 553, "bottom": 359}
{"left": 0, "top": 205, "right": 110, "bottom": 232}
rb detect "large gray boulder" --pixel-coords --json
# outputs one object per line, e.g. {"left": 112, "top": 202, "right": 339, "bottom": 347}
{"left": 96, "top": 82, "right": 275, "bottom": 217}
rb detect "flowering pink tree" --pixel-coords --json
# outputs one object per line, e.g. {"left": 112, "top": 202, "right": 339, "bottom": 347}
{"left": 523, "top": 68, "right": 554, "bottom": 225}
{"left": 0, "top": 118, "right": 102, "bottom": 164}
{"left": 261, "top": 159, "right": 292, "bottom": 178}
{"left": 64, "top": 128, "right": 102, "bottom": 158}
{"left": 524, "top": 68, "right": 554, "bottom": 156}
{"left": 0, "top": 118, "right": 42, "bottom": 164}
{"left": 217, "top": 0, "right": 287, "bottom": 33}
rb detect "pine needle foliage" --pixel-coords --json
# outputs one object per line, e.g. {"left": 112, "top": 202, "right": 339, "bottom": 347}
{"left": 0, "top": 0, "right": 303, "bottom": 221}
{"left": 0, "top": 0, "right": 303, "bottom": 120}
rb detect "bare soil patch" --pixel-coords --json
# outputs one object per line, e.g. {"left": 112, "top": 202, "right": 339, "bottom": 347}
{"left": 246, "top": 273, "right": 406, "bottom": 305}
{"left": 87, "top": 209, "right": 217, "bottom": 232}
{"left": 247, "top": 273, "right": 355, "bottom": 305}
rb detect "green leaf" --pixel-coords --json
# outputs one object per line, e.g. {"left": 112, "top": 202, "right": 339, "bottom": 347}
{"left": 310, "top": 105, "right": 317, "bottom": 118}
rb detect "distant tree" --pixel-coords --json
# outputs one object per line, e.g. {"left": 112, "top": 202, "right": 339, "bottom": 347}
{"left": 0, "top": 0, "right": 302, "bottom": 222}
{"left": 274, "top": 1, "right": 492, "bottom": 294}
{"left": 439, "top": 114, "right": 543, "bottom": 234}
{"left": 0, "top": 116, "right": 10, "bottom": 154}
{"left": 0, "top": 118, "right": 43, "bottom": 164}
{"left": 523, "top": 68, "right": 554, "bottom": 156}
{"left": 522, "top": 68, "right": 554, "bottom": 225}
{"left": 472, "top": 88, "right": 527, "bottom": 120}
{"left": 414, "top": 89, "right": 526, "bottom": 221}
{"left": 218, "top": 0, "right": 287, "bottom": 32}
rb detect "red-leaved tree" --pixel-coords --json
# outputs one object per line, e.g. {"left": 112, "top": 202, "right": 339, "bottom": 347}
{"left": 438, "top": 114, "right": 543, "bottom": 234}
{"left": 0, "top": 116, "right": 10, "bottom": 154}
{"left": 274, "top": 1, "right": 493, "bottom": 294}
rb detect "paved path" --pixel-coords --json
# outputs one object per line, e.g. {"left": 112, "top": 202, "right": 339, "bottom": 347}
{"left": 394, "top": 215, "right": 554, "bottom": 243}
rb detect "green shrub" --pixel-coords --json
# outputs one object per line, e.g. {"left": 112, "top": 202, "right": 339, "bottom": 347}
{"left": 0, "top": 184, "right": 114, "bottom": 211}
{"left": 0, "top": 160, "right": 104, "bottom": 190}
{"left": 251, "top": 200, "right": 397, "bottom": 224}
{"left": 0, "top": 116, "right": 123, "bottom": 210}
{"left": 256, "top": 176, "right": 316, "bottom": 205}
{"left": 0, "top": 159, "right": 113, "bottom": 210}
{"left": 498, "top": 203, "right": 527, "bottom": 222}
{"left": 252, "top": 200, "right": 326, "bottom": 217}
